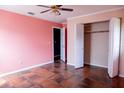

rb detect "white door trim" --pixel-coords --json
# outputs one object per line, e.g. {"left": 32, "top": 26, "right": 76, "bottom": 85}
{"left": 61, "top": 27, "right": 66, "bottom": 61}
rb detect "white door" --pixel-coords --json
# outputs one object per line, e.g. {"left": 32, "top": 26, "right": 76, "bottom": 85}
{"left": 61, "top": 27, "right": 65, "bottom": 61}
{"left": 74, "top": 24, "right": 84, "bottom": 68}
{"left": 108, "top": 17, "right": 121, "bottom": 78}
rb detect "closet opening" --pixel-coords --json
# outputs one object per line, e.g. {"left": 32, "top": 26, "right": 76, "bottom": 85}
{"left": 74, "top": 17, "right": 120, "bottom": 78}
{"left": 84, "top": 21, "right": 109, "bottom": 69}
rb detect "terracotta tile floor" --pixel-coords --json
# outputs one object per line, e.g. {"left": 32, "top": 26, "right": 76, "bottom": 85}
{"left": 0, "top": 61, "right": 124, "bottom": 88}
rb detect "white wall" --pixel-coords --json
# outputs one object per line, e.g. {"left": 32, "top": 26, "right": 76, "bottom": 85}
{"left": 84, "top": 22, "right": 109, "bottom": 68}
{"left": 67, "top": 8, "right": 124, "bottom": 77}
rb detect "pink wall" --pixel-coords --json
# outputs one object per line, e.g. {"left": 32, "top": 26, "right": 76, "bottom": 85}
{"left": 0, "top": 9, "right": 62, "bottom": 74}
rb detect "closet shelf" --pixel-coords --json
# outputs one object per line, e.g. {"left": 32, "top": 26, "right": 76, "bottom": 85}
{"left": 84, "top": 30, "right": 109, "bottom": 34}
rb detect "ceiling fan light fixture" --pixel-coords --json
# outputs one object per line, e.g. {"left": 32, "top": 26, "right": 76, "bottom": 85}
{"left": 38, "top": 5, "right": 73, "bottom": 16}
{"left": 51, "top": 9, "right": 61, "bottom": 16}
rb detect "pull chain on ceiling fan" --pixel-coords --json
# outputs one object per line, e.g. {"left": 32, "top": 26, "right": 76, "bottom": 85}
{"left": 37, "top": 5, "right": 73, "bottom": 16}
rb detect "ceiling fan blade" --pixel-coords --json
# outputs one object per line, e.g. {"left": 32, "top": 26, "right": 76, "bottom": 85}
{"left": 59, "top": 8, "right": 73, "bottom": 11}
{"left": 37, "top": 5, "right": 50, "bottom": 8}
{"left": 56, "top": 5, "right": 63, "bottom": 7}
{"left": 40, "top": 9, "right": 51, "bottom": 13}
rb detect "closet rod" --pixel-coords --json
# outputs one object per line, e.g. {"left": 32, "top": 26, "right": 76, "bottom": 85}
{"left": 84, "top": 30, "right": 109, "bottom": 34}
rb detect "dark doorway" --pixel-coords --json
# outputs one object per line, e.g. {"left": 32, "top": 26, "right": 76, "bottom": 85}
{"left": 53, "top": 28, "right": 61, "bottom": 61}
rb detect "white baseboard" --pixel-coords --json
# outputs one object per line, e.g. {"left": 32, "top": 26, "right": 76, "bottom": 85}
{"left": 67, "top": 62, "right": 107, "bottom": 68}
{"left": 84, "top": 62, "right": 108, "bottom": 68}
{"left": 0, "top": 61, "right": 53, "bottom": 78}
{"left": 119, "top": 74, "right": 124, "bottom": 78}
{"left": 67, "top": 63, "right": 74, "bottom": 66}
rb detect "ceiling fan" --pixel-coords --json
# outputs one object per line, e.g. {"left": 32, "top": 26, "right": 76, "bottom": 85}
{"left": 37, "top": 5, "right": 73, "bottom": 15}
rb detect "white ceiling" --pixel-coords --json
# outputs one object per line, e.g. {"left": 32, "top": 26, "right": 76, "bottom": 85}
{"left": 0, "top": 5, "right": 123, "bottom": 23}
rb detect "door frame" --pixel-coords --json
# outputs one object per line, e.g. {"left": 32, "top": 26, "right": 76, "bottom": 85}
{"left": 108, "top": 17, "right": 121, "bottom": 78}
{"left": 52, "top": 27, "right": 65, "bottom": 62}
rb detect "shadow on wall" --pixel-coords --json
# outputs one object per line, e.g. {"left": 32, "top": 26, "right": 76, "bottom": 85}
{"left": 84, "top": 23, "right": 91, "bottom": 65}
